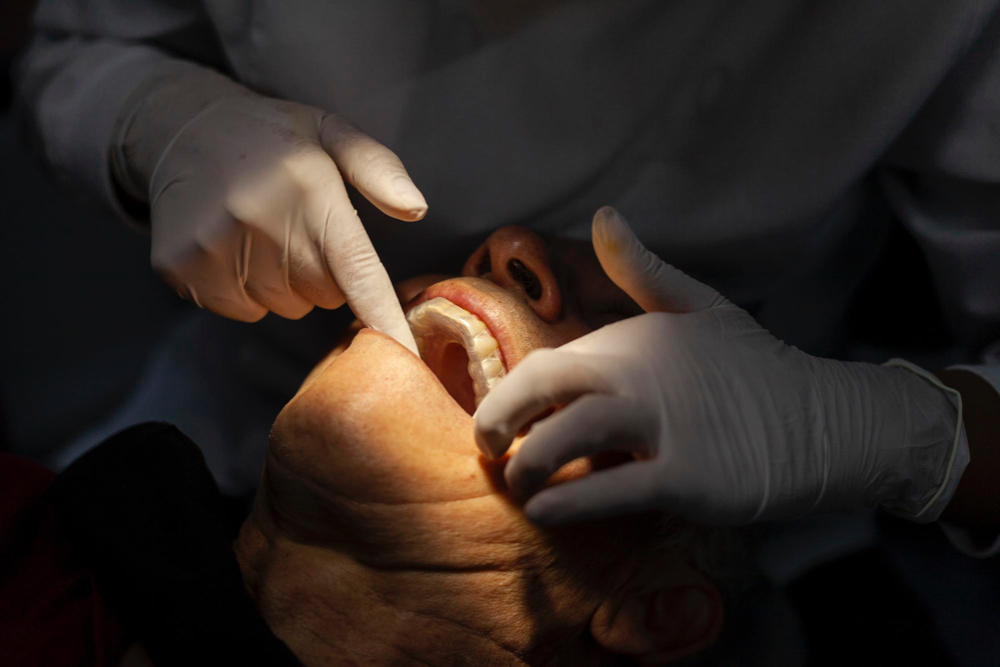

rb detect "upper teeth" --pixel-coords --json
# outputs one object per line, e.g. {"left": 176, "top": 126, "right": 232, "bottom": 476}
{"left": 407, "top": 297, "right": 506, "bottom": 406}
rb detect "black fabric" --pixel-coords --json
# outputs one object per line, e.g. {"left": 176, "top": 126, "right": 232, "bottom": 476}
{"left": 45, "top": 422, "right": 302, "bottom": 667}
{"left": 786, "top": 548, "right": 954, "bottom": 667}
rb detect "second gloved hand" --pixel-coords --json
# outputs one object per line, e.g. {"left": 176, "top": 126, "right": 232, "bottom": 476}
{"left": 475, "top": 207, "right": 964, "bottom": 526}
{"left": 112, "top": 61, "right": 423, "bottom": 353}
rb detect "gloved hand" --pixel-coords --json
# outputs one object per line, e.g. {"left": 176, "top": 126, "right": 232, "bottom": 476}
{"left": 111, "top": 62, "right": 423, "bottom": 353}
{"left": 475, "top": 207, "right": 965, "bottom": 526}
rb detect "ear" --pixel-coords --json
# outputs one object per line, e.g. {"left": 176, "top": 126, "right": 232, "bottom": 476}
{"left": 590, "top": 557, "right": 724, "bottom": 665}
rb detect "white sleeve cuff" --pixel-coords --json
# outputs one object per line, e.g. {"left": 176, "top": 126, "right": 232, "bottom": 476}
{"left": 881, "top": 359, "right": 969, "bottom": 524}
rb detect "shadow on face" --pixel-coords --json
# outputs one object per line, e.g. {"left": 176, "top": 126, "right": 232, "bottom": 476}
{"left": 235, "top": 227, "right": 727, "bottom": 666}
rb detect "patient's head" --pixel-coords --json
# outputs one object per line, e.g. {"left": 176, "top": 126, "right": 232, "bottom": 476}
{"left": 236, "top": 227, "right": 729, "bottom": 666}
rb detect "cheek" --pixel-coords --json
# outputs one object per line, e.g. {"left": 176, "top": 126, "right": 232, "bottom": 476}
{"left": 271, "top": 330, "right": 488, "bottom": 505}
{"left": 543, "top": 318, "right": 594, "bottom": 348}
{"left": 250, "top": 541, "right": 400, "bottom": 664}
{"left": 296, "top": 321, "right": 364, "bottom": 392}
{"left": 498, "top": 308, "right": 594, "bottom": 367}
{"left": 276, "top": 388, "right": 469, "bottom": 506}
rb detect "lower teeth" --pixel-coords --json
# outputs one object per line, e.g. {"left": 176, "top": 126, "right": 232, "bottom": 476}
{"left": 407, "top": 297, "right": 506, "bottom": 406}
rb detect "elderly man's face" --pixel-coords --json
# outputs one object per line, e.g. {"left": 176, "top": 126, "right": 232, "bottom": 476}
{"left": 236, "top": 227, "right": 725, "bottom": 666}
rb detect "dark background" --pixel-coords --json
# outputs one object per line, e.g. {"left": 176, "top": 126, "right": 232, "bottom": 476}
{"left": 1, "top": 0, "right": 189, "bottom": 460}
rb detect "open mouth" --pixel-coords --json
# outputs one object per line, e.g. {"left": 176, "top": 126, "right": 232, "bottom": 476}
{"left": 407, "top": 297, "right": 507, "bottom": 415}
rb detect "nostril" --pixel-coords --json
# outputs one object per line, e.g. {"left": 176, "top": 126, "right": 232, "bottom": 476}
{"left": 477, "top": 252, "right": 492, "bottom": 277}
{"left": 507, "top": 259, "right": 542, "bottom": 300}
{"left": 463, "top": 226, "right": 561, "bottom": 322}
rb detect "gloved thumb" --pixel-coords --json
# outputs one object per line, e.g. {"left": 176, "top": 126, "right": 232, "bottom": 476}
{"left": 592, "top": 206, "right": 729, "bottom": 313}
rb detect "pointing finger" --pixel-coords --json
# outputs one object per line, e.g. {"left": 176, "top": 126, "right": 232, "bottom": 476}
{"left": 303, "top": 153, "right": 419, "bottom": 355}
{"left": 319, "top": 113, "right": 428, "bottom": 222}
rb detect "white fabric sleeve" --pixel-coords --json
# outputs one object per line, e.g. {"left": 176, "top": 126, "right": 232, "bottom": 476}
{"left": 14, "top": 0, "right": 215, "bottom": 223}
{"left": 17, "top": 35, "right": 171, "bottom": 223}
{"left": 878, "top": 8, "right": 1000, "bottom": 350}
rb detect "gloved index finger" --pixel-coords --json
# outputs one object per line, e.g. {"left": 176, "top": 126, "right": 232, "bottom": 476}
{"left": 319, "top": 113, "right": 428, "bottom": 222}
{"left": 348, "top": 273, "right": 419, "bottom": 357}
{"left": 336, "top": 232, "right": 418, "bottom": 356}
{"left": 309, "top": 176, "right": 419, "bottom": 356}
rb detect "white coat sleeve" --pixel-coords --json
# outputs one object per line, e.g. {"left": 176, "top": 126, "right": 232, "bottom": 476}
{"left": 14, "top": 0, "right": 222, "bottom": 222}
{"left": 879, "top": 7, "right": 1000, "bottom": 556}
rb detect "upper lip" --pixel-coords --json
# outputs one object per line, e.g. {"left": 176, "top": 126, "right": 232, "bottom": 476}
{"left": 405, "top": 279, "right": 513, "bottom": 371}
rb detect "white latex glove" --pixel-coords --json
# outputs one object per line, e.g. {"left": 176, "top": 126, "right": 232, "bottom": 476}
{"left": 475, "top": 207, "right": 965, "bottom": 526}
{"left": 112, "top": 62, "right": 422, "bottom": 353}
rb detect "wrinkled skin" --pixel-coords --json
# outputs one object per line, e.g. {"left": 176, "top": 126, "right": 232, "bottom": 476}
{"left": 235, "top": 228, "right": 724, "bottom": 666}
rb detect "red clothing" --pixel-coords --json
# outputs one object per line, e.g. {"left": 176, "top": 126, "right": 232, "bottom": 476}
{"left": 0, "top": 453, "right": 128, "bottom": 666}
{"left": 0, "top": 423, "right": 301, "bottom": 667}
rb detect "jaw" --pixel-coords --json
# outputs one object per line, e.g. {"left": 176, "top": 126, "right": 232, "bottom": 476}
{"left": 236, "top": 482, "right": 597, "bottom": 667}
{"left": 292, "top": 326, "right": 476, "bottom": 450}
{"left": 235, "top": 505, "right": 620, "bottom": 667}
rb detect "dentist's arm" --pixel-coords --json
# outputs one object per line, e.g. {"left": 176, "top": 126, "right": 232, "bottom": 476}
{"left": 17, "top": 2, "right": 420, "bottom": 352}
{"left": 476, "top": 207, "right": 989, "bottom": 538}
{"left": 111, "top": 62, "right": 422, "bottom": 352}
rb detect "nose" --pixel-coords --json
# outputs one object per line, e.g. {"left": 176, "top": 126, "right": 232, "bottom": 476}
{"left": 462, "top": 226, "right": 562, "bottom": 322}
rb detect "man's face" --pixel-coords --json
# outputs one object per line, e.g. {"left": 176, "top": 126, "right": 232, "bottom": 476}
{"left": 237, "top": 227, "right": 724, "bottom": 666}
